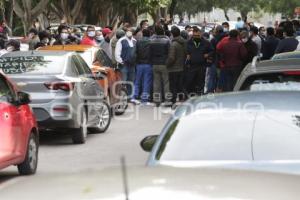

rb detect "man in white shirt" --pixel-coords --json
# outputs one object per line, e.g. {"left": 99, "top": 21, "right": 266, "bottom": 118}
{"left": 115, "top": 28, "right": 137, "bottom": 100}
{"left": 250, "top": 26, "right": 262, "bottom": 56}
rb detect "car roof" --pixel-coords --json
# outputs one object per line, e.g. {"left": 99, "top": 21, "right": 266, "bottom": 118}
{"left": 243, "top": 58, "right": 300, "bottom": 74}
{"left": 38, "top": 45, "right": 97, "bottom": 52}
{"left": 272, "top": 51, "right": 300, "bottom": 60}
{"left": 177, "top": 91, "right": 300, "bottom": 117}
{"left": 1, "top": 50, "right": 72, "bottom": 57}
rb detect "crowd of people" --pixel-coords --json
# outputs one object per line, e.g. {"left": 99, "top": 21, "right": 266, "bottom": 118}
{"left": 1, "top": 18, "right": 300, "bottom": 109}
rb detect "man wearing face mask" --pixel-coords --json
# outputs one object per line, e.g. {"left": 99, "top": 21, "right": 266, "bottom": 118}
{"left": 27, "top": 28, "right": 40, "bottom": 50}
{"left": 222, "top": 22, "right": 230, "bottom": 35}
{"left": 35, "top": 31, "right": 51, "bottom": 49}
{"left": 95, "top": 30, "right": 104, "bottom": 46}
{"left": 240, "top": 31, "right": 258, "bottom": 68}
{"left": 100, "top": 28, "right": 113, "bottom": 59}
{"left": 53, "top": 26, "right": 71, "bottom": 45}
{"left": 185, "top": 26, "right": 213, "bottom": 96}
{"left": 81, "top": 26, "right": 97, "bottom": 46}
{"left": 115, "top": 27, "right": 137, "bottom": 101}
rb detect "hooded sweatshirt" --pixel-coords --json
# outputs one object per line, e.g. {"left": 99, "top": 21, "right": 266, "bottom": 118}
{"left": 166, "top": 36, "right": 187, "bottom": 72}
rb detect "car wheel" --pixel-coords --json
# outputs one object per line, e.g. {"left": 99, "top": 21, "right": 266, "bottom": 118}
{"left": 72, "top": 110, "right": 88, "bottom": 144}
{"left": 114, "top": 89, "right": 128, "bottom": 115}
{"left": 17, "top": 132, "right": 38, "bottom": 175}
{"left": 88, "top": 101, "right": 111, "bottom": 133}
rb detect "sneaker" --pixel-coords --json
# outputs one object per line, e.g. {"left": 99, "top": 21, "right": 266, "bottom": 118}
{"left": 130, "top": 99, "right": 141, "bottom": 105}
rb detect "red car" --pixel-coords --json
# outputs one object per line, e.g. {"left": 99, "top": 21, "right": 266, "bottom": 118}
{"left": 0, "top": 73, "right": 39, "bottom": 175}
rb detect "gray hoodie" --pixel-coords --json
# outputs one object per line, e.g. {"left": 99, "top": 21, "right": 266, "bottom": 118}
{"left": 166, "top": 36, "right": 187, "bottom": 72}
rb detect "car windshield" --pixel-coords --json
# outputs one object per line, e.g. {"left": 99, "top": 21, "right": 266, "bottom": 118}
{"left": 241, "top": 72, "right": 300, "bottom": 91}
{"left": 155, "top": 110, "right": 256, "bottom": 162}
{"left": 0, "top": 56, "right": 66, "bottom": 75}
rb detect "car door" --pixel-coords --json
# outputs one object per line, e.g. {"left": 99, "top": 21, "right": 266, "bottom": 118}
{"left": 0, "top": 75, "right": 22, "bottom": 162}
{"left": 253, "top": 111, "right": 300, "bottom": 160}
{"left": 75, "top": 54, "right": 103, "bottom": 99}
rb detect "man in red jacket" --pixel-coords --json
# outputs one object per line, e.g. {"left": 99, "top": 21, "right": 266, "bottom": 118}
{"left": 217, "top": 29, "right": 247, "bottom": 92}
{"left": 81, "top": 26, "right": 97, "bottom": 46}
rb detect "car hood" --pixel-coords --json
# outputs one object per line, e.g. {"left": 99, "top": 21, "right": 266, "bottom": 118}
{"left": 1, "top": 166, "right": 300, "bottom": 200}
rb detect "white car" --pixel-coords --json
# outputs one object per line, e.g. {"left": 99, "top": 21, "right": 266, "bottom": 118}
{"left": 141, "top": 91, "right": 300, "bottom": 166}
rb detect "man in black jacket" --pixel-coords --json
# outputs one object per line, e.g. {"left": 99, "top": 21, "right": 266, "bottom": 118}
{"left": 132, "top": 29, "right": 152, "bottom": 104}
{"left": 149, "top": 26, "right": 170, "bottom": 106}
{"left": 262, "top": 27, "right": 279, "bottom": 60}
{"left": 166, "top": 26, "right": 187, "bottom": 106}
{"left": 275, "top": 28, "right": 299, "bottom": 54}
{"left": 185, "top": 26, "right": 213, "bottom": 96}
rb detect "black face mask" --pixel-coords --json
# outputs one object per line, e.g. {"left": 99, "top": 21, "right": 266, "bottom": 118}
{"left": 193, "top": 37, "right": 201, "bottom": 43}
{"left": 105, "top": 37, "right": 110, "bottom": 43}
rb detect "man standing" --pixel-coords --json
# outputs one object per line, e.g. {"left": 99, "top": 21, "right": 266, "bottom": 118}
{"left": 81, "top": 26, "right": 97, "bottom": 46}
{"left": 262, "top": 27, "right": 279, "bottom": 60}
{"left": 275, "top": 28, "right": 299, "bottom": 54}
{"left": 100, "top": 28, "right": 113, "bottom": 58}
{"left": 217, "top": 30, "right": 247, "bottom": 92}
{"left": 185, "top": 26, "right": 213, "bottom": 96}
{"left": 149, "top": 26, "right": 170, "bottom": 106}
{"left": 250, "top": 26, "right": 262, "bottom": 55}
{"left": 132, "top": 29, "right": 152, "bottom": 105}
{"left": 115, "top": 28, "right": 137, "bottom": 100}
{"left": 166, "top": 26, "right": 186, "bottom": 107}
{"left": 240, "top": 31, "right": 258, "bottom": 68}
{"left": 135, "top": 20, "right": 149, "bottom": 40}
{"left": 28, "top": 28, "right": 40, "bottom": 50}
{"left": 235, "top": 17, "right": 245, "bottom": 30}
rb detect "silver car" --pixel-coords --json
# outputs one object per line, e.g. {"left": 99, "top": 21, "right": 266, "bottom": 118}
{"left": 0, "top": 51, "right": 111, "bottom": 144}
{"left": 234, "top": 58, "right": 300, "bottom": 91}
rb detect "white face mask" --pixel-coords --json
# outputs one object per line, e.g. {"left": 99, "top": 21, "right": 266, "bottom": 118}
{"left": 96, "top": 35, "right": 104, "bottom": 41}
{"left": 188, "top": 31, "right": 193, "bottom": 36}
{"left": 242, "top": 38, "right": 248, "bottom": 43}
{"left": 61, "top": 33, "right": 69, "bottom": 40}
{"left": 223, "top": 28, "right": 229, "bottom": 32}
{"left": 87, "top": 31, "right": 96, "bottom": 38}
{"left": 126, "top": 31, "right": 133, "bottom": 38}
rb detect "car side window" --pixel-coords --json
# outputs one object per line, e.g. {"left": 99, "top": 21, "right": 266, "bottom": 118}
{"left": 96, "top": 49, "right": 113, "bottom": 67}
{"left": 67, "top": 57, "right": 79, "bottom": 77}
{"left": 0, "top": 75, "right": 15, "bottom": 103}
{"left": 72, "top": 56, "right": 85, "bottom": 75}
{"left": 75, "top": 55, "right": 93, "bottom": 75}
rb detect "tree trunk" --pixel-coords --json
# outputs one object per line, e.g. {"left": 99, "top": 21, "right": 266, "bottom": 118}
{"left": 168, "top": 0, "right": 177, "bottom": 20}
{"left": 240, "top": 11, "right": 248, "bottom": 22}
{"left": 224, "top": 9, "right": 230, "bottom": 21}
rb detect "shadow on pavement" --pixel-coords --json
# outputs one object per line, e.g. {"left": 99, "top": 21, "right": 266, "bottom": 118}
{"left": 39, "top": 131, "right": 74, "bottom": 146}
{"left": 0, "top": 171, "right": 19, "bottom": 184}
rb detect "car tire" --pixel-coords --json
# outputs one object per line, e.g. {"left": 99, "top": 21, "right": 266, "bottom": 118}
{"left": 72, "top": 110, "right": 88, "bottom": 144}
{"left": 17, "top": 132, "right": 39, "bottom": 175}
{"left": 114, "top": 88, "right": 128, "bottom": 115}
{"left": 88, "top": 101, "right": 111, "bottom": 133}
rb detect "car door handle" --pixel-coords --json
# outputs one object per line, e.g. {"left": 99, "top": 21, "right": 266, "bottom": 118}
{"left": 83, "top": 82, "right": 87, "bottom": 85}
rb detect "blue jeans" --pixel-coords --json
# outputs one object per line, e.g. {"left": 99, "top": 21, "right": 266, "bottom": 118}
{"left": 206, "top": 64, "right": 217, "bottom": 93}
{"left": 133, "top": 64, "right": 153, "bottom": 102}
{"left": 120, "top": 65, "right": 135, "bottom": 98}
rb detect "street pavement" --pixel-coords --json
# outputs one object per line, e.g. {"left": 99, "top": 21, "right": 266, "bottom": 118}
{"left": 0, "top": 105, "right": 170, "bottom": 181}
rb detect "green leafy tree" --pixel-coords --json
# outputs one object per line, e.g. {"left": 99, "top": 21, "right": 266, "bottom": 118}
{"left": 262, "top": 0, "right": 300, "bottom": 18}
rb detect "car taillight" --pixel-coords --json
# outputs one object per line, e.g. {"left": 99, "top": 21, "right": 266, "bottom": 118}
{"left": 283, "top": 71, "right": 300, "bottom": 75}
{"left": 44, "top": 82, "right": 74, "bottom": 91}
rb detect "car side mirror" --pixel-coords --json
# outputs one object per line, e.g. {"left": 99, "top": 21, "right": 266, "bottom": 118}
{"left": 18, "top": 91, "right": 31, "bottom": 105}
{"left": 140, "top": 135, "right": 158, "bottom": 152}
